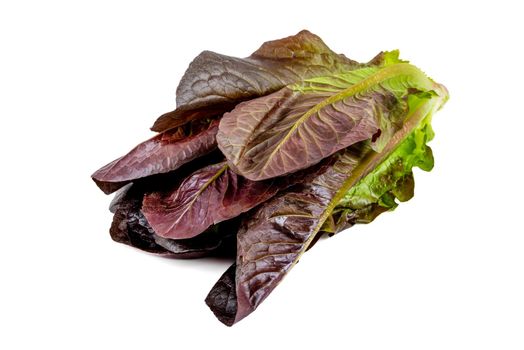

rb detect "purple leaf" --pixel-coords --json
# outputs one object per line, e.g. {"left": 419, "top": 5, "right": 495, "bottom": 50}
{"left": 141, "top": 160, "right": 326, "bottom": 239}
{"left": 92, "top": 119, "right": 219, "bottom": 194}
{"left": 109, "top": 184, "right": 238, "bottom": 258}
{"left": 151, "top": 30, "right": 360, "bottom": 132}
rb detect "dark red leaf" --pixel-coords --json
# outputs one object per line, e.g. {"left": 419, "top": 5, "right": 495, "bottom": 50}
{"left": 205, "top": 147, "right": 370, "bottom": 325}
{"left": 109, "top": 184, "right": 237, "bottom": 259}
{"left": 142, "top": 160, "right": 328, "bottom": 239}
{"left": 92, "top": 119, "right": 219, "bottom": 194}
{"left": 151, "top": 30, "right": 360, "bottom": 132}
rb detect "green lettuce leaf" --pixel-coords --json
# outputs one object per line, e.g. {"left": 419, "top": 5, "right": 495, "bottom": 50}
{"left": 320, "top": 92, "right": 439, "bottom": 236}
{"left": 333, "top": 93, "right": 436, "bottom": 227}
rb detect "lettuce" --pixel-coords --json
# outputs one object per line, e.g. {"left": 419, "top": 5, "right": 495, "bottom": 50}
{"left": 330, "top": 93, "right": 439, "bottom": 232}
{"left": 205, "top": 86, "right": 447, "bottom": 326}
{"left": 91, "top": 30, "right": 448, "bottom": 326}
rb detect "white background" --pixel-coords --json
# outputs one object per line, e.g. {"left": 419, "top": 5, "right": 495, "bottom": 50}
{"left": 1, "top": 1, "right": 523, "bottom": 349}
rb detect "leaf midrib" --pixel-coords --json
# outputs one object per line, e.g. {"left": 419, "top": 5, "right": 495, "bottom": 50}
{"left": 167, "top": 164, "right": 229, "bottom": 230}
{"left": 287, "top": 90, "right": 445, "bottom": 272}
{"left": 257, "top": 63, "right": 434, "bottom": 176}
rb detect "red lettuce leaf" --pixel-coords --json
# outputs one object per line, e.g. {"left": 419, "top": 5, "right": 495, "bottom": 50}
{"left": 142, "top": 160, "right": 328, "bottom": 239}
{"left": 216, "top": 57, "right": 446, "bottom": 181}
{"left": 217, "top": 87, "right": 393, "bottom": 180}
{"left": 205, "top": 202, "right": 388, "bottom": 324}
{"left": 142, "top": 162, "right": 278, "bottom": 239}
{"left": 205, "top": 147, "right": 368, "bottom": 325}
{"left": 205, "top": 264, "right": 237, "bottom": 325}
{"left": 151, "top": 30, "right": 360, "bottom": 132}
{"left": 206, "top": 82, "right": 448, "bottom": 325}
{"left": 110, "top": 185, "right": 169, "bottom": 255}
{"left": 109, "top": 184, "right": 237, "bottom": 258}
{"left": 92, "top": 119, "right": 219, "bottom": 194}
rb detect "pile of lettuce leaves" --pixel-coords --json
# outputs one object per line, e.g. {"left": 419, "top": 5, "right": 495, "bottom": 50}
{"left": 92, "top": 30, "right": 448, "bottom": 326}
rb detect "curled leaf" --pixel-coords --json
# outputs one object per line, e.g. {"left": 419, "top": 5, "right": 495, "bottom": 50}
{"left": 109, "top": 184, "right": 237, "bottom": 258}
{"left": 205, "top": 264, "right": 238, "bottom": 326}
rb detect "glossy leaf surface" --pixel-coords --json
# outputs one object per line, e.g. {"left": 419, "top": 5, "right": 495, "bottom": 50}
{"left": 151, "top": 30, "right": 360, "bottom": 132}
{"left": 90, "top": 32, "right": 450, "bottom": 326}
{"left": 109, "top": 184, "right": 236, "bottom": 258}
{"left": 206, "top": 85, "right": 448, "bottom": 325}
{"left": 142, "top": 160, "right": 328, "bottom": 239}
{"left": 92, "top": 119, "right": 219, "bottom": 194}
{"left": 205, "top": 148, "right": 367, "bottom": 325}
{"left": 217, "top": 61, "right": 439, "bottom": 181}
